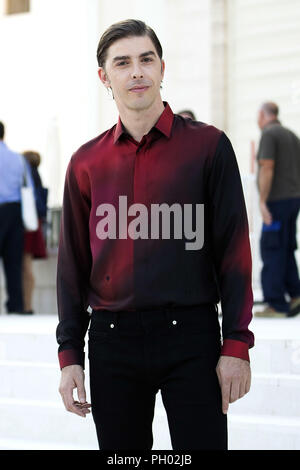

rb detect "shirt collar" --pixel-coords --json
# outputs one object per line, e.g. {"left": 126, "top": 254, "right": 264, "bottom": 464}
{"left": 113, "top": 101, "right": 174, "bottom": 144}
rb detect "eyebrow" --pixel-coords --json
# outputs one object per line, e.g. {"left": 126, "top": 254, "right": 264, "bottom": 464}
{"left": 112, "top": 50, "right": 156, "bottom": 63}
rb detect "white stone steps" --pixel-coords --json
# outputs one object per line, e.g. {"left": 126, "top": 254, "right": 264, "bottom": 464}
{"left": 0, "top": 396, "right": 98, "bottom": 449}
{"left": 228, "top": 372, "right": 300, "bottom": 417}
{"left": 1, "top": 313, "right": 300, "bottom": 449}
{"left": 228, "top": 414, "right": 300, "bottom": 450}
{"left": 0, "top": 395, "right": 172, "bottom": 450}
{"left": 1, "top": 394, "right": 300, "bottom": 450}
{"left": 0, "top": 438, "right": 95, "bottom": 451}
{"left": 2, "top": 360, "right": 300, "bottom": 418}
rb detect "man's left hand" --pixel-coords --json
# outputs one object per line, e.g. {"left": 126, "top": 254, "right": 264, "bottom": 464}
{"left": 216, "top": 356, "right": 251, "bottom": 414}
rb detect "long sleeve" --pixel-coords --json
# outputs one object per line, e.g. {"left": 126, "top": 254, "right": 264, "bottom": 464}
{"left": 207, "top": 132, "right": 255, "bottom": 361}
{"left": 56, "top": 157, "right": 92, "bottom": 369}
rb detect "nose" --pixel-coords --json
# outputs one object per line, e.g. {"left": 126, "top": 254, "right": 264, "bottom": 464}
{"left": 131, "top": 61, "right": 144, "bottom": 80}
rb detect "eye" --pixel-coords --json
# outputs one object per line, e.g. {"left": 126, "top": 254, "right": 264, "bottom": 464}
{"left": 116, "top": 61, "right": 128, "bottom": 66}
{"left": 142, "top": 57, "right": 153, "bottom": 62}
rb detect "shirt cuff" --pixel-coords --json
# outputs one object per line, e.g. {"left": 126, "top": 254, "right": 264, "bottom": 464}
{"left": 58, "top": 349, "right": 85, "bottom": 369}
{"left": 221, "top": 339, "right": 250, "bottom": 362}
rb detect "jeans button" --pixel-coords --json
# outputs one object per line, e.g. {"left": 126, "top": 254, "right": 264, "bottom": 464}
{"left": 110, "top": 323, "right": 115, "bottom": 328}
{"left": 172, "top": 320, "right": 177, "bottom": 325}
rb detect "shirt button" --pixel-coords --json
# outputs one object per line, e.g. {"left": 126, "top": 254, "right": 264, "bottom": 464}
{"left": 172, "top": 320, "right": 177, "bottom": 325}
{"left": 110, "top": 323, "right": 114, "bottom": 328}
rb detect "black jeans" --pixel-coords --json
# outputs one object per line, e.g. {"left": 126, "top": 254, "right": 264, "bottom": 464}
{"left": 0, "top": 202, "right": 24, "bottom": 312}
{"left": 260, "top": 197, "right": 300, "bottom": 313}
{"left": 88, "top": 304, "right": 227, "bottom": 450}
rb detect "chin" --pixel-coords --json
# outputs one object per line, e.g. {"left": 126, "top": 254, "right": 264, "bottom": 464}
{"left": 127, "top": 98, "right": 153, "bottom": 112}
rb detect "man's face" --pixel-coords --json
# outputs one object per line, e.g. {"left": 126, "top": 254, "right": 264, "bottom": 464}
{"left": 98, "top": 35, "right": 165, "bottom": 112}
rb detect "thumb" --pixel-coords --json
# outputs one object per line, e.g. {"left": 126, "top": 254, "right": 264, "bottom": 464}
{"left": 76, "top": 378, "right": 86, "bottom": 404}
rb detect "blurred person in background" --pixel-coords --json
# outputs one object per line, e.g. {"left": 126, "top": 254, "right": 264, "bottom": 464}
{"left": 0, "top": 122, "right": 26, "bottom": 314}
{"left": 56, "top": 19, "right": 254, "bottom": 450}
{"left": 177, "top": 109, "right": 196, "bottom": 120}
{"left": 255, "top": 102, "right": 300, "bottom": 318}
{"left": 22, "top": 151, "right": 48, "bottom": 314}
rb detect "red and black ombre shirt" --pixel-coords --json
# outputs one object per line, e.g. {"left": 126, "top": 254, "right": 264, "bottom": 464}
{"left": 56, "top": 102, "right": 254, "bottom": 369}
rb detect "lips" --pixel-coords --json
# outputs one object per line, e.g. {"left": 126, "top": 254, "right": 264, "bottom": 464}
{"left": 129, "top": 86, "right": 149, "bottom": 92}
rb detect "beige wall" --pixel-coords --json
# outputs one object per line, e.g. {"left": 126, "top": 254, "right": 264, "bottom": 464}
{"left": 223, "top": 0, "right": 300, "bottom": 288}
{"left": 0, "top": 0, "right": 102, "bottom": 207}
{"left": 226, "top": 0, "right": 300, "bottom": 175}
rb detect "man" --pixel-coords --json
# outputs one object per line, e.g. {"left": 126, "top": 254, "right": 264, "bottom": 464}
{"left": 0, "top": 122, "right": 25, "bottom": 313}
{"left": 255, "top": 102, "right": 300, "bottom": 318}
{"left": 57, "top": 19, "right": 254, "bottom": 450}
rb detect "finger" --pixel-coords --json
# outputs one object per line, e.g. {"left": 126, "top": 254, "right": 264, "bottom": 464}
{"left": 61, "top": 389, "right": 87, "bottom": 417}
{"left": 59, "top": 384, "right": 74, "bottom": 412}
{"left": 76, "top": 380, "right": 87, "bottom": 404}
{"left": 220, "top": 382, "right": 230, "bottom": 414}
{"left": 245, "top": 375, "right": 251, "bottom": 394}
{"left": 68, "top": 401, "right": 90, "bottom": 417}
{"left": 238, "top": 379, "right": 247, "bottom": 399}
{"left": 74, "top": 401, "right": 92, "bottom": 408}
{"left": 74, "top": 401, "right": 92, "bottom": 414}
{"left": 229, "top": 379, "right": 240, "bottom": 403}
{"left": 66, "top": 401, "right": 90, "bottom": 418}
{"left": 265, "top": 215, "right": 271, "bottom": 225}
{"left": 74, "top": 404, "right": 91, "bottom": 416}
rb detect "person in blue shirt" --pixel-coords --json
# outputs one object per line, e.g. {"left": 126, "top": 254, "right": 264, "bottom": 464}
{"left": 0, "top": 121, "right": 33, "bottom": 314}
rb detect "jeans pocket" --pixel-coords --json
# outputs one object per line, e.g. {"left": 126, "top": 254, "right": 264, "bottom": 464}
{"left": 87, "top": 330, "right": 113, "bottom": 360}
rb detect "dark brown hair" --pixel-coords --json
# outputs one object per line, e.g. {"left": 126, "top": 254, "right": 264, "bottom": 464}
{"left": 178, "top": 110, "right": 196, "bottom": 120}
{"left": 23, "top": 150, "right": 41, "bottom": 168}
{"left": 97, "top": 19, "right": 163, "bottom": 68}
{"left": 0, "top": 121, "right": 4, "bottom": 139}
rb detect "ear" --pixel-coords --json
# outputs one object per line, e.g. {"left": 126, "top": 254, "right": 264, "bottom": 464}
{"left": 160, "top": 59, "right": 165, "bottom": 81}
{"left": 98, "top": 67, "right": 111, "bottom": 89}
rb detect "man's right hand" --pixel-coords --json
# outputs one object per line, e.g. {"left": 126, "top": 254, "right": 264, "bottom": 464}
{"left": 59, "top": 364, "right": 91, "bottom": 417}
{"left": 259, "top": 200, "right": 272, "bottom": 225}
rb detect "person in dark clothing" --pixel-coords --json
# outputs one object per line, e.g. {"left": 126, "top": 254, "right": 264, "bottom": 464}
{"left": 255, "top": 102, "right": 300, "bottom": 317}
{"left": 56, "top": 19, "right": 254, "bottom": 450}
{"left": 22, "top": 151, "right": 48, "bottom": 314}
{"left": 0, "top": 121, "right": 26, "bottom": 314}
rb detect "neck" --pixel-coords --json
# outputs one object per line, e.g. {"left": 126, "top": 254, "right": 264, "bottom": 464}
{"left": 263, "top": 117, "right": 279, "bottom": 129}
{"left": 117, "top": 97, "right": 165, "bottom": 142}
